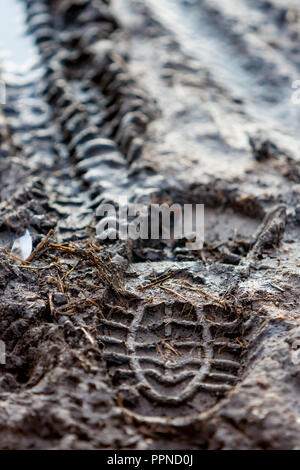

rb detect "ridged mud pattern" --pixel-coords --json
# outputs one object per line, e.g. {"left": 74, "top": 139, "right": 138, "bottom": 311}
{"left": 25, "top": 0, "right": 158, "bottom": 166}
{"left": 101, "top": 295, "right": 246, "bottom": 422}
{"left": 21, "top": 0, "right": 291, "bottom": 256}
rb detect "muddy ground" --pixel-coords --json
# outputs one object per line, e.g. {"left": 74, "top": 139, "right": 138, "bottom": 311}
{"left": 0, "top": 0, "right": 299, "bottom": 449}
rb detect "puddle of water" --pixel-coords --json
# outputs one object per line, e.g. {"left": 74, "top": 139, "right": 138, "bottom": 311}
{"left": 0, "top": 0, "right": 37, "bottom": 69}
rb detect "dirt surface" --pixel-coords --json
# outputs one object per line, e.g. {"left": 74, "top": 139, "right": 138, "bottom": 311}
{"left": 0, "top": 0, "right": 299, "bottom": 449}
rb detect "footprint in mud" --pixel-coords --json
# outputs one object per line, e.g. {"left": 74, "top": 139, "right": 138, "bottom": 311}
{"left": 100, "top": 295, "right": 250, "bottom": 424}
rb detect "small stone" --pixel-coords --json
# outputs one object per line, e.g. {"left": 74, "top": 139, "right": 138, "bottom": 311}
{"left": 53, "top": 293, "right": 68, "bottom": 305}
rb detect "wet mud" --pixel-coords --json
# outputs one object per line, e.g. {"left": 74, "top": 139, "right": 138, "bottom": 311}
{"left": 0, "top": 0, "right": 299, "bottom": 449}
